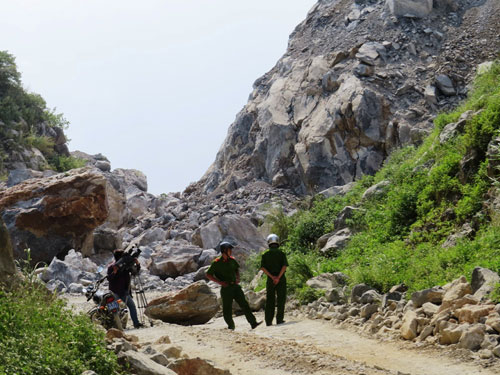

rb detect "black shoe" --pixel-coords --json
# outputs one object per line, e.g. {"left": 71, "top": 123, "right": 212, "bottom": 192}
{"left": 266, "top": 323, "right": 272, "bottom": 326}
{"left": 276, "top": 320, "right": 286, "bottom": 325}
{"left": 134, "top": 323, "right": 145, "bottom": 329}
{"left": 251, "top": 321, "right": 263, "bottom": 329}
{"left": 227, "top": 326, "right": 235, "bottom": 330}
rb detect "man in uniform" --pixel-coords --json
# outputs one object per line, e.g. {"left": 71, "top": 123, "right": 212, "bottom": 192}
{"left": 206, "top": 241, "right": 262, "bottom": 330}
{"left": 260, "top": 234, "right": 288, "bottom": 326}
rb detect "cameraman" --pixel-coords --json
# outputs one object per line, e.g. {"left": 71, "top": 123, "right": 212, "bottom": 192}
{"left": 107, "top": 249, "right": 143, "bottom": 329}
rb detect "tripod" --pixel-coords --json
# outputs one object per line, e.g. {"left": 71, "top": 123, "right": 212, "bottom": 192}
{"left": 133, "top": 274, "right": 153, "bottom": 327}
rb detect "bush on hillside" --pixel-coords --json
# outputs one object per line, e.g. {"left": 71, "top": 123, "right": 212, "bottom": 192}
{"left": 273, "top": 61, "right": 500, "bottom": 296}
{"left": 0, "top": 259, "right": 121, "bottom": 375}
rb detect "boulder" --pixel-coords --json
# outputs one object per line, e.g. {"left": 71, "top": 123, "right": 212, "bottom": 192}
{"left": 325, "top": 288, "right": 347, "bottom": 304}
{"left": 361, "top": 181, "right": 390, "bottom": 200}
{"left": 401, "top": 310, "right": 418, "bottom": 340}
{"left": 320, "top": 228, "right": 352, "bottom": 255}
{"left": 351, "top": 284, "right": 375, "bottom": 303}
{"left": 193, "top": 214, "right": 266, "bottom": 257}
{"left": 93, "top": 227, "right": 122, "bottom": 252}
{"left": 0, "top": 168, "right": 109, "bottom": 264}
{"left": 40, "top": 257, "right": 92, "bottom": 288}
{"left": 306, "top": 273, "right": 348, "bottom": 289}
{"left": 411, "top": 287, "right": 444, "bottom": 308}
{"left": 355, "top": 42, "right": 385, "bottom": 66}
{"left": 455, "top": 304, "right": 495, "bottom": 324}
{"left": 360, "top": 303, "right": 379, "bottom": 319}
{"left": 485, "top": 313, "right": 500, "bottom": 333}
{"left": 360, "top": 290, "right": 382, "bottom": 304}
{"left": 117, "top": 350, "right": 176, "bottom": 375}
{"left": 386, "top": 0, "right": 433, "bottom": 18}
{"left": 471, "top": 267, "right": 500, "bottom": 300}
{"left": 168, "top": 358, "right": 231, "bottom": 375}
{"left": 440, "top": 276, "right": 472, "bottom": 310}
{"left": 145, "top": 281, "right": 219, "bottom": 325}
{"left": 334, "top": 206, "right": 365, "bottom": 230}
{"left": 439, "top": 323, "right": 469, "bottom": 345}
{"left": 149, "top": 244, "right": 202, "bottom": 278}
{"left": 245, "top": 289, "right": 266, "bottom": 311}
{"left": 458, "top": 325, "right": 486, "bottom": 351}
{"left": 435, "top": 74, "right": 455, "bottom": 96}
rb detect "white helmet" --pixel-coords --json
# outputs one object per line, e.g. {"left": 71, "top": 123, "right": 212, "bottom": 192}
{"left": 266, "top": 234, "right": 280, "bottom": 246}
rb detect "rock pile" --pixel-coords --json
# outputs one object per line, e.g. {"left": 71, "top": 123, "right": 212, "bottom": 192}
{"left": 292, "top": 267, "right": 500, "bottom": 360}
{"left": 102, "top": 330, "right": 231, "bottom": 375}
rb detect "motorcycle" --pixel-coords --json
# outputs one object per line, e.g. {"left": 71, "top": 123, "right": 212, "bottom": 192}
{"left": 85, "top": 271, "right": 128, "bottom": 331}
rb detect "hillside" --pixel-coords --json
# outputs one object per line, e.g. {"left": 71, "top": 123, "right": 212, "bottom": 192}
{"left": 1, "top": 0, "right": 500, "bottom": 374}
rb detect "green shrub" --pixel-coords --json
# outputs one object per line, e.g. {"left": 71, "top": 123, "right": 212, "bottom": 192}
{"left": 49, "top": 155, "right": 87, "bottom": 172}
{"left": 296, "top": 285, "right": 325, "bottom": 305}
{"left": 0, "top": 279, "right": 120, "bottom": 375}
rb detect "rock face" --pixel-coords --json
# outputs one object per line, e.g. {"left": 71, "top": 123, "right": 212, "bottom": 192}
{"left": 0, "top": 168, "right": 109, "bottom": 264}
{"left": 192, "top": 0, "right": 500, "bottom": 196}
{"left": 145, "top": 281, "right": 219, "bottom": 325}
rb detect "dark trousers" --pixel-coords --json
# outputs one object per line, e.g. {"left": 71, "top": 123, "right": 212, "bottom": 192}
{"left": 221, "top": 284, "right": 257, "bottom": 329}
{"left": 265, "top": 276, "right": 286, "bottom": 325}
{"left": 118, "top": 293, "right": 140, "bottom": 327}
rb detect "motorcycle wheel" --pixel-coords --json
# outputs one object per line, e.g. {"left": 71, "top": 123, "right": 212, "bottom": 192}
{"left": 89, "top": 309, "right": 106, "bottom": 328}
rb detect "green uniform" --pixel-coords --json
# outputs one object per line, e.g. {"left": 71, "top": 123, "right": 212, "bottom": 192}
{"left": 207, "top": 255, "right": 258, "bottom": 330}
{"left": 260, "top": 247, "right": 288, "bottom": 325}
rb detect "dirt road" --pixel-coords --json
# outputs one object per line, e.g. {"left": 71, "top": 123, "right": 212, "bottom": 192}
{"left": 134, "top": 313, "right": 499, "bottom": 375}
{"left": 67, "top": 295, "right": 498, "bottom": 375}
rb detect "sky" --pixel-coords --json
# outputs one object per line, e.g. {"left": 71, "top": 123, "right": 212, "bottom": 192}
{"left": 0, "top": 0, "right": 317, "bottom": 195}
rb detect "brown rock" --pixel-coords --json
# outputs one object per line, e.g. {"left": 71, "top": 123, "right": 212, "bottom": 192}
{"left": 485, "top": 313, "right": 500, "bottom": 333}
{"left": 440, "top": 276, "right": 472, "bottom": 310}
{"left": 439, "top": 322, "right": 469, "bottom": 345}
{"left": 401, "top": 310, "right": 418, "bottom": 340}
{"left": 146, "top": 281, "right": 219, "bottom": 325}
{"left": 458, "top": 324, "right": 486, "bottom": 351}
{"left": 0, "top": 168, "right": 109, "bottom": 264}
{"left": 437, "top": 294, "right": 479, "bottom": 314}
{"left": 168, "top": 358, "right": 231, "bottom": 375}
{"left": 456, "top": 304, "right": 495, "bottom": 324}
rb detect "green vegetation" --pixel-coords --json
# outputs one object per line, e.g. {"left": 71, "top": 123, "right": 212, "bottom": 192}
{"left": 0, "top": 50, "right": 80, "bottom": 174}
{"left": 267, "top": 61, "right": 500, "bottom": 298}
{"left": 0, "top": 255, "right": 121, "bottom": 375}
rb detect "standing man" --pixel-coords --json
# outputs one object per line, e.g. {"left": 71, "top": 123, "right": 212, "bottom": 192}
{"left": 260, "top": 234, "right": 288, "bottom": 326}
{"left": 206, "top": 241, "right": 262, "bottom": 330}
{"left": 107, "top": 249, "right": 144, "bottom": 329}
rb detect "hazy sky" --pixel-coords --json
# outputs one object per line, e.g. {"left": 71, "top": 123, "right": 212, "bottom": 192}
{"left": 0, "top": 0, "right": 316, "bottom": 195}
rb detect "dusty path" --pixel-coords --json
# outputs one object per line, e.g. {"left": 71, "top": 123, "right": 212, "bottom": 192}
{"left": 67, "top": 295, "right": 498, "bottom": 374}
{"left": 135, "top": 313, "right": 499, "bottom": 375}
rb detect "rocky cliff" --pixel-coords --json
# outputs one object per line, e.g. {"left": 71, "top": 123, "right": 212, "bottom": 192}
{"left": 196, "top": 0, "right": 500, "bottom": 195}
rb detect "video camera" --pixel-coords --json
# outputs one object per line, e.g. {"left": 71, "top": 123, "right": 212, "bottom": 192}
{"left": 113, "top": 246, "right": 142, "bottom": 275}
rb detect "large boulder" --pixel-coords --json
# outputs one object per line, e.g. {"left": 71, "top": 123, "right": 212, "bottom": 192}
{"left": 192, "top": 214, "right": 267, "bottom": 256}
{"left": 145, "top": 281, "right": 219, "bottom": 325}
{"left": 471, "top": 267, "right": 500, "bottom": 300}
{"left": 0, "top": 168, "right": 109, "bottom": 264}
{"left": 149, "top": 243, "right": 203, "bottom": 279}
